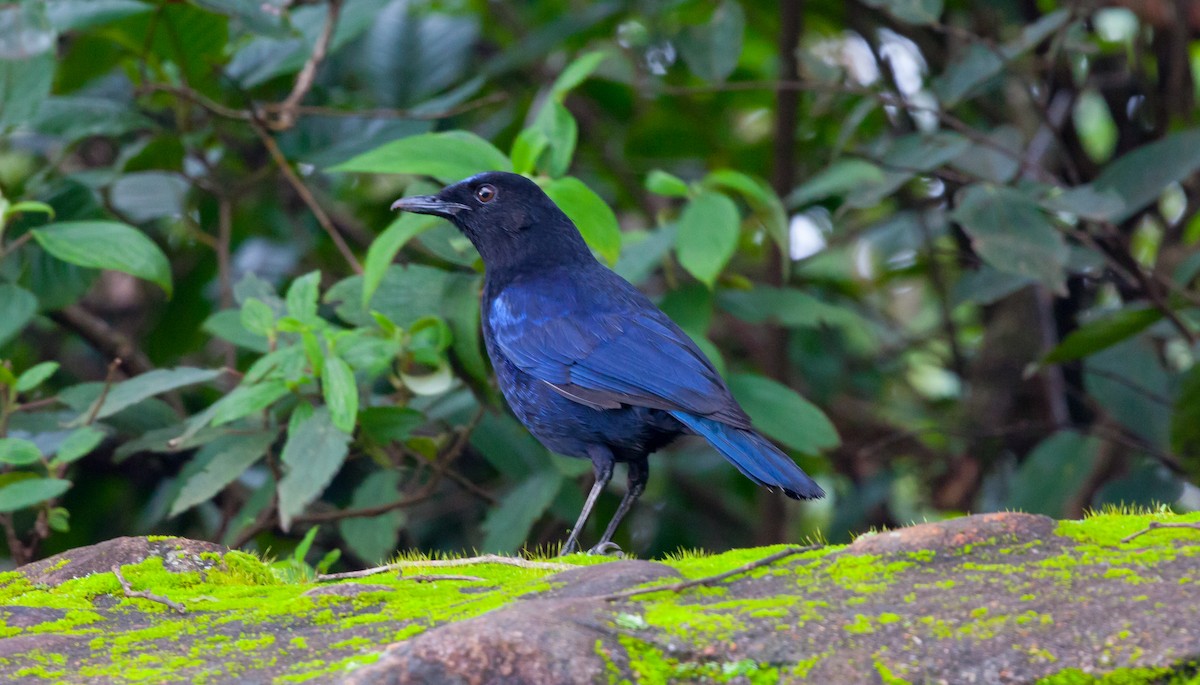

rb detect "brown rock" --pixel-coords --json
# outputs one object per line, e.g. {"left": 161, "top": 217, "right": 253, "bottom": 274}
{"left": 846, "top": 511, "right": 1055, "bottom": 555}
{"left": 18, "top": 536, "right": 229, "bottom": 586}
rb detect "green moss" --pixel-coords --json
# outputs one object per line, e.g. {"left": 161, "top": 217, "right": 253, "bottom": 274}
{"left": 1036, "top": 665, "right": 1198, "bottom": 684}
{"left": 874, "top": 658, "right": 912, "bottom": 685}
{"left": 1055, "top": 511, "right": 1200, "bottom": 546}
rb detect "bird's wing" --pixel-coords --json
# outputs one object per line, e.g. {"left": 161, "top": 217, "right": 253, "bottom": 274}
{"left": 488, "top": 277, "right": 751, "bottom": 428}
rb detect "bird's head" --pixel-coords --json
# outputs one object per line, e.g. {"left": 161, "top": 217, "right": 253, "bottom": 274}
{"left": 390, "top": 171, "right": 591, "bottom": 272}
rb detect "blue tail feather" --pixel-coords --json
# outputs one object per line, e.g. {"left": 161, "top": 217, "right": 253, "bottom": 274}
{"left": 670, "top": 412, "right": 825, "bottom": 500}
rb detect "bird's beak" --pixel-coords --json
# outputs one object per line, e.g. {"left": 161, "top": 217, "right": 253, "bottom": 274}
{"left": 390, "top": 195, "right": 471, "bottom": 218}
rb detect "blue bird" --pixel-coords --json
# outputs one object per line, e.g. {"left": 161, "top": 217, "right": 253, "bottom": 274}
{"left": 392, "top": 171, "right": 824, "bottom": 554}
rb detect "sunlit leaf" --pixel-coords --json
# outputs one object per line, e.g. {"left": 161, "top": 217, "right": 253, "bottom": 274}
{"left": 0, "top": 438, "right": 42, "bottom": 466}
{"left": 15, "top": 362, "right": 59, "bottom": 393}
{"left": 322, "top": 355, "right": 358, "bottom": 433}
{"left": 532, "top": 100, "right": 577, "bottom": 178}
{"left": 51, "top": 426, "right": 106, "bottom": 466}
{"left": 31, "top": 221, "right": 172, "bottom": 296}
{"left": 330, "top": 131, "right": 511, "bottom": 182}
{"left": 645, "top": 170, "right": 691, "bottom": 198}
{"left": 64, "top": 367, "right": 223, "bottom": 423}
{"left": 210, "top": 380, "right": 291, "bottom": 426}
{"left": 550, "top": 50, "right": 608, "bottom": 100}
{"left": 675, "top": 191, "right": 740, "bottom": 287}
{"left": 285, "top": 271, "right": 321, "bottom": 324}
{"left": 0, "top": 477, "right": 70, "bottom": 512}
{"left": 544, "top": 176, "right": 621, "bottom": 265}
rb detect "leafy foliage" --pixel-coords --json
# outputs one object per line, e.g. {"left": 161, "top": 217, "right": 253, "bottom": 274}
{"left": 0, "top": 0, "right": 1197, "bottom": 568}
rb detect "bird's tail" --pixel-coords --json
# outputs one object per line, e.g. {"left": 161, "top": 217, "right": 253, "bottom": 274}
{"left": 670, "top": 412, "right": 825, "bottom": 500}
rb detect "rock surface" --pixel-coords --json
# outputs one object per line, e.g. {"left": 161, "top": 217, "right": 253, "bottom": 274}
{"left": 0, "top": 511, "right": 1196, "bottom": 683}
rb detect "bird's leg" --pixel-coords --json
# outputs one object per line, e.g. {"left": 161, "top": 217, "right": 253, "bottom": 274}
{"left": 560, "top": 446, "right": 614, "bottom": 556}
{"left": 591, "top": 457, "right": 648, "bottom": 554}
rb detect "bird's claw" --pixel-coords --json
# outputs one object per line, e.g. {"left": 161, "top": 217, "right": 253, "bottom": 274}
{"left": 587, "top": 541, "right": 625, "bottom": 557}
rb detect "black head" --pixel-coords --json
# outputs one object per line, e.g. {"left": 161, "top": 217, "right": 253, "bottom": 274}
{"left": 390, "top": 171, "right": 592, "bottom": 273}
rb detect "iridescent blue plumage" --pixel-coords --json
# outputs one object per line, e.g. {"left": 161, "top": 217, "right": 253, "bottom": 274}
{"left": 392, "top": 171, "right": 824, "bottom": 554}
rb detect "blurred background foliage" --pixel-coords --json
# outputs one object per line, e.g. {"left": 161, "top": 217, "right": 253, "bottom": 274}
{"left": 0, "top": 0, "right": 1198, "bottom": 569}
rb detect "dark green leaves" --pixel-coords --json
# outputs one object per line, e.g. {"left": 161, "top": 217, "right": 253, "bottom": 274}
{"left": 678, "top": 0, "right": 745, "bottom": 82}
{"left": 277, "top": 407, "right": 351, "bottom": 530}
{"left": 480, "top": 472, "right": 562, "bottom": 552}
{"left": 0, "top": 284, "right": 38, "bottom": 347}
{"left": 31, "top": 221, "right": 173, "bottom": 296}
{"left": 1043, "top": 307, "right": 1163, "bottom": 364}
{"left": 727, "top": 374, "right": 840, "bottom": 453}
{"left": 676, "top": 191, "right": 740, "bottom": 287}
{"left": 861, "top": 0, "right": 943, "bottom": 25}
{"left": 169, "top": 431, "right": 277, "bottom": 517}
{"left": 0, "top": 439, "right": 42, "bottom": 466}
{"left": 951, "top": 185, "right": 1067, "bottom": 293}
{"left": 331, "top": 131, "right": 511, "bottom": 182}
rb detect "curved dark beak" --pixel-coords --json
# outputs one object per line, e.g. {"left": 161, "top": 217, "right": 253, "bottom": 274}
{"left": 390, "top": 195, "right": 471, "bottom": 218}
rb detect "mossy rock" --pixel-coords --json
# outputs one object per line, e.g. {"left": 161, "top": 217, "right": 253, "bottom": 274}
{"left": 0, "top": 512, "right": 1196, "bottom": 683}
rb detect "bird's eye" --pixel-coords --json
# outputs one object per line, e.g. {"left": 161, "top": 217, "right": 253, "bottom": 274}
{"left": 475, "top": 184, "right": 497, "bottom": 203}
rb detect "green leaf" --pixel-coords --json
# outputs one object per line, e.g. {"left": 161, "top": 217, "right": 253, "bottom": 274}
{"left": 677, "top": 0, "right": 745, "bottom": 82}
{"left": 1052, "top": 128, "right": 1200, "bottom": 224}
{"left": 718, "top": 286, "right": 877, "bottom": 352}
{"left": 5, "top": 201, "right": 55, "bottom": 220}
{"left": 338, "top": 471, "right": 405, "bottom": 564}
{"left": 330, "top": 131, "right": 511, "bottom": 183}
{"left": 861, "top": 0, "right": 943, "bottom": 25}
{"left": 1172, "top": 365, "right": 1200, "bottom": 480}
{"left": 240, "top": 298, "right": 276, "bottom": 337}
{"left": 210, "top": 380, "right": 291, "bottom": 426}
{"left": 277, "top": 407, "right": 351, "bottom": 530}
{"left": 285, "top": 271, "right": 321, "bottom": 324}
{"left": 31, "top": 221, "right": 172, "bottom": 296}
{"left": 48, "top": 506, "right": 69, "bottom": 533}
{"left": 727, "top": 374, "right": 840, "bottom": 453}
{"left": 16, "top": 362, "right": 59, "bottom": 393}
{"left": 168, "top": 431, "right": 277, "bottom": 517}
{"left": 951, "top": 185, "right": 1067, "bottom": 293}
{"left": 52, "top": 426, "right": 106, "bottom": 466}
{"left": 203, "top": 310, "right": 271, "bottom": 353}
{"left": 1086, "top": 339, "right": 1170, "bottom": 449}
{"left": 68, "top": 367, "right": 223, "bottom": 423}
{"left": 703, "top": 169, "right": 788, "bottom": 253}
{"left": 786, "top": 159, "right": 885, "bottom": 208}
{"left": 675, "top": 191, "right": 740, "bottom": 287}
{"left": 1008, "top": 431, "right": 1101, "bottom": 517}
{"left": 362, "top": 213, "right": 438, "bottom": 307}
{"left": 0, "top": 48, "right": 54, "bottom": 128}
{"left": 0, "top": 478, "right": 70, "bottom": 513}
{"left": 645, "top": 170, "right": 691, "bottom": 198}
{"left": 358, "top": 406, "right": 424, "bottom": 446}
{"left": 510, "top": 128, "right": 550, "bottom": 176}
{"left": 322, "top": 355, "right": 358, "bottom": 434}
{"left": 0, "top": 438, "right": 42, "bottom": 466}
{"left": 934, "top": 11, "right": 1069, "bottom": 105}
{"left": 480, "top": 472, "right": 562, "bottom": 553}
{"left": 45, "top": 0, "right": 153, "bottom": 31}
{"left": 1043, "top": 307, "right": 1164, "bottom": 364}
{"left": 550, "top": 50, "right": 608, "bottom": 101}
{"left": 544, "top": 177, "right": 621, "bottom": 265}
{"left": 0, "top": 284, "right": 38, "bottom": 348}
{"left": 532, "top": 101, "right": 577, "bottom": 178}
{"left": 400, "top": 358, "right": 454, "bottom": 396}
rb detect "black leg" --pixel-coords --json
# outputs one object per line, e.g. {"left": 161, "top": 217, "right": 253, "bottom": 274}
{"left": 560, "top": 446, "right": 614, "bottom": 555}
{"left": 591, "top": 457, "right": 648, "bottom": 552}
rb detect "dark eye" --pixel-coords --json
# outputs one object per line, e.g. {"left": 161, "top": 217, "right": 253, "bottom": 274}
{"left": 475, "top": 184, "right": 497, "bottom": 203}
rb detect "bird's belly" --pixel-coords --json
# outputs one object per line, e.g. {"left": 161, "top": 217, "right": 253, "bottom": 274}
{"left": 491, "top": 353, "right": 681, "bottom": 461}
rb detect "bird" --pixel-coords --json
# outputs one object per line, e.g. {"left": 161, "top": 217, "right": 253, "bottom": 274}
{"left": 391, "top": 171, "right": 824, "bottom": 554}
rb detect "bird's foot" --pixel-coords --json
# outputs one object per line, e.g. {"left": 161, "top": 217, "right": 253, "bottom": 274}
{"left": 587, "top": 541, "right": 625, "bottom": 557}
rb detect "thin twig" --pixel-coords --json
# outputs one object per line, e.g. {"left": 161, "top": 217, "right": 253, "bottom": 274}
{"left": 315, "top": 554, "right": 575, "bottom": 581}
{"left": 251, "top": 120, "right": 363, "bottom": 274}
{"left": 293, "top": 92, "right": 509, "bottom": 120}
{"left": 83, "top": 358, "right": 123, "bottom": 426}
{"left": 136, "top": 83, "right": 252, "bottom": 120}
{"left": 403, "top": 574, "right": 486, "bottom": 582}
{"left": 111, "top": 565, "right": 186, "bottom": 613}
{"left": 602, "top": 545, "right": 821, "bottom": 602}
{"left": 49, "top": 307, "right": 155, "bottom": 376}
{"left": 264, "top": 0, "right": 342, "bottom": 131}
{"left": 1120, "top": 521, "right": 1200, "bottom": 544}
